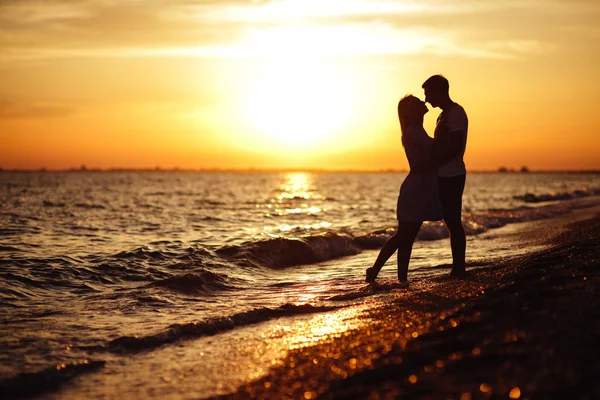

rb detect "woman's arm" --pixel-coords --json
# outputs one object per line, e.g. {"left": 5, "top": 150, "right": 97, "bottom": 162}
{"left": 404, "top": 127, "right": 435, "bottom": 173}
{"left": 404, "top": 126, "right": 433, "bottom": 151}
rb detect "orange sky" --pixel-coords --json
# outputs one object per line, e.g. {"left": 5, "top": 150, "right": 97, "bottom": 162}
{"left": 1, "top": 0, "right": 599, "bottom": 171}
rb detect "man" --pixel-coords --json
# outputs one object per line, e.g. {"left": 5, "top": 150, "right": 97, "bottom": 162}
{"left": 422, "top": 75, "right": 468, "bottom": 277}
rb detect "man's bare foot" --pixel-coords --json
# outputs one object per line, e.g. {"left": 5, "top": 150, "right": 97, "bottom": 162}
{"left": 365, "top": 267, "right": 379, "bottom": 283}
{"left": 450, "top": 269, "right": 467, "bottom": 279}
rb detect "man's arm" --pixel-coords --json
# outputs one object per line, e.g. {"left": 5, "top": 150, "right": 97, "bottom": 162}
{"left": 434, "top": 130, "right": 465, "bottom": 166}
{"left": 433, "top": 107, "right": 467, "bottom": 167}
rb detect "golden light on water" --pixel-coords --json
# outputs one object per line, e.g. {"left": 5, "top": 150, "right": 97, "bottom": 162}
{"left": 261, "top": 172, "right": 334, "bottom": 236}
{"left": 278, "top": 222, "right": 332, "bottom": 233}
{"left": 277, "top": 173, "right": 314, "bottom": 199}
{"left": 272, "top": 173, "right": 324, "bottom": 216}
{"left": 284, "top": 308, "right": 365, "bottom": 350}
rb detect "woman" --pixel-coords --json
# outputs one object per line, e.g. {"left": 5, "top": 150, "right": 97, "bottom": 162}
{"left": 366, "top": 95, "right": 443, "bottom": 283}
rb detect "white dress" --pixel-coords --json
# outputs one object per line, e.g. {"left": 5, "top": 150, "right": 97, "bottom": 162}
{"left": 396, "top": 125, "right": 444, "bottom": 222}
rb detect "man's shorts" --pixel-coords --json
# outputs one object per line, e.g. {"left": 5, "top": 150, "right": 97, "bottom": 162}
{"left": 438, "top": 174, "right": 466, "bottom": 223}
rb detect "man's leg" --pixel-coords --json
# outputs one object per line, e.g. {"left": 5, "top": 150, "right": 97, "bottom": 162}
{"left": 439, "top": 175, "right": 466, "bottom": 276}
{"left": 445, "top": 217, "right": 466, "bottom": 276}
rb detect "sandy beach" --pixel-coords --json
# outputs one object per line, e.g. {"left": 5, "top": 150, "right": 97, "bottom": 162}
{"left": 218, "top": 213, "right": 600, "bottom": 400}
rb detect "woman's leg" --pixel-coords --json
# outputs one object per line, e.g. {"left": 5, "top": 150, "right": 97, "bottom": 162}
{"left": 366, "top": 223, "right": 402, "bottom": 282}
{"left": 366, "top": 220, "right": 422, "bottom": 283}
{"left": 396, "top": 221, "right": 423, "bottom": 282}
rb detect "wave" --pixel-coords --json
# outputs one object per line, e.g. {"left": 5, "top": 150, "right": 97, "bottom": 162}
{"left": 74, "top": 203, "right": 106, "bottom": 210}
{"left": 105, "top": 303, "right": 338, "bottom": 353}
{"left": 194, "top": 199, "right": 225, "bottom": 206}
{"left": 418, "top": 197, "right": 600, "bottom": 241}
{"left": 42, "top": 200, "right": 106, "bottom": 209}
{"left": 107, "top": 245, "right": 215, "bottom": 262}
{"left": 0, "top": 359, "right": 105, "bottom": 399}
{"left": 211, "top": 197, "right": 600, "bottom": 267}
{"left": 0, "top": 228, "right": 33, "bottom": 237}
{"left": 199, "top": 216, "right": 225, "bottom": 222}
{"left": 353, "top": 230, "right": 393, "bottom": 249}
{"left": 0, "top": 255, "right": 116, "bottom": 301}
{"left": 111, "top": 246, "right": 176, "bottom": 261}
{"left": 354, "top": 220, "right": 482, "bottom": 245}
{"left": 514, "top": 187, "right": 600, "bottom": 203}
{"left": 0, "top": 245, "right": 24, "bottom": 252}
{"left": 4, "top": 195, "right": 596, "bottom": 297}
{"left": 0, "top": 246, "right": 234, "bottom": 300}
{"left": 0, "top": 212, "right": 41, "bottom": 222}
{"left": 43, "top": 200, "right": 65, "bottom": 207}
{"left": 147, "top": 270, "right": 239, "bottom": 294}
{"left": 216, "top": 233, "right": 360, "bottom": 268}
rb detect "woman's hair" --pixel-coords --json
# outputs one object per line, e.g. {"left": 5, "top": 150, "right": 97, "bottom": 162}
{"left": 397, "top": 95, "right": 421, "bottom": 145}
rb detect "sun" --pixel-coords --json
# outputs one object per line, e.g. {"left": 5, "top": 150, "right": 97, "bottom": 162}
{"left": 243, "top": 58, "right": 353, "bottom": 150}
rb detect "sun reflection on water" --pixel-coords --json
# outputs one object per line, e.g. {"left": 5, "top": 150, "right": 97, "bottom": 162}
{"left": 277, "top": 172, "right": 314, "bottom": 199}
{"left": 261, "top": 173, "right": 333, "bottom": 236}
{"left": 283, "top": 307, "right": 367, "bottom": 350}
{"left": 277, "top": 221, "right": 333, "bottom": 232}
{"left": 249, "top": 172, "right": 346, "bottom": 241}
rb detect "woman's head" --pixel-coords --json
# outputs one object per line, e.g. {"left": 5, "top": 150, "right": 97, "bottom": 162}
{"left": 398, "top": 95, "right": 428, "bottom": 132}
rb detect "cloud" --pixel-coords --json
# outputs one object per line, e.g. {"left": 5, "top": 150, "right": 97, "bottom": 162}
{"left": 0, "top": 101, "right": 76, "bottom": 119}
{"left": 0, "top": 0, "right": 596, "bottom": 61}
{"left": 0, "top": 2, "right": 230, "bottom": 45}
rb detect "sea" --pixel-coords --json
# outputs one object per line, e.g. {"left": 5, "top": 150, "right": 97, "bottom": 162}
{"left": 1, "top": 171, "right": 599, "bottom": 399}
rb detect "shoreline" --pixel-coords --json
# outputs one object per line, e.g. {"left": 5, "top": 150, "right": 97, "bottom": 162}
{"left": 219, "top": 213, "right": 600, "bottom": 399}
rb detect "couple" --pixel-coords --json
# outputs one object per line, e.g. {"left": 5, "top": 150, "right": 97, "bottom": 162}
{"left": 366, "top": 75, "right": 468, "bottom": 283}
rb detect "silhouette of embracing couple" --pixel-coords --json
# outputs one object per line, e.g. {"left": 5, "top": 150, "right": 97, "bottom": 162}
{"left": 366, "top": 75, "right": 468, "bottom": 283}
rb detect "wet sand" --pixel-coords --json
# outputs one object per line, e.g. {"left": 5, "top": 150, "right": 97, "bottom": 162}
{"left": 219, "top": 214, "right": 600, "bottom": 400}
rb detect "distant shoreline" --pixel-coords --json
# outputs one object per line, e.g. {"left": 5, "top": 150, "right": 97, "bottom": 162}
{"left": 1, "top": 168, "right": 599, "bottom": 174}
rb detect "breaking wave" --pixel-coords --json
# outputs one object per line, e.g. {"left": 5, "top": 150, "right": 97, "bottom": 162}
{"left": 105, "top": 303, "right": 338, "bottom": 353}
{"left": 216, "top": 233, "right": 360, "bottom": 269}
{"left": 214, "top": 195, "right": 600, "bottom": 267}
{"left": 147, "top": 270, "right": 240, "bottom": 294}
{"left": 514, "top": 187, "right": 600, "bottom": 203}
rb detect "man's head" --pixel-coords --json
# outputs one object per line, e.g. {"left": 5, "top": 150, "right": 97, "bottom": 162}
{"left": 422, "top": 75, "right": 449, "bottom": 108}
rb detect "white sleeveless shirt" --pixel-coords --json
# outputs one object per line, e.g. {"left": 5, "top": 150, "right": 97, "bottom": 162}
{"left": 434, "top": 103, "right": 468, "bottom": 177}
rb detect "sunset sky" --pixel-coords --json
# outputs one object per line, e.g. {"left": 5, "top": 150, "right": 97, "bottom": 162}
{"left": 1, "top": 0, "right": 599, "bottom": 171}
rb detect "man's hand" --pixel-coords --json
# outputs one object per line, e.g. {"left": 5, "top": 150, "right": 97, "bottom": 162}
{"left": 434, "top": 130, "right": 465, "bottom": 167}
